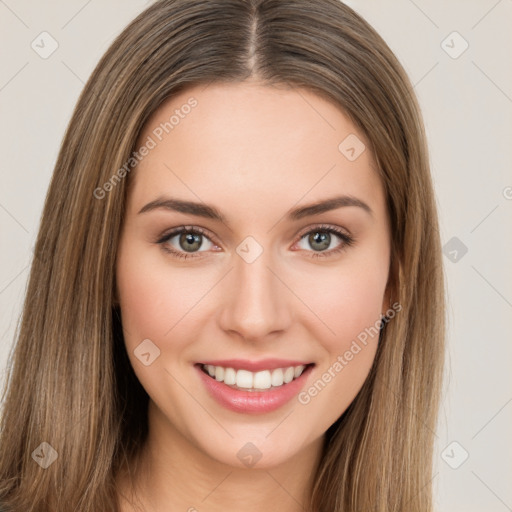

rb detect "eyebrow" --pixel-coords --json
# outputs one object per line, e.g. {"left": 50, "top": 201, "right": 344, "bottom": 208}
{"left": 137, "top": 194, "right": 373, "bottom": 222}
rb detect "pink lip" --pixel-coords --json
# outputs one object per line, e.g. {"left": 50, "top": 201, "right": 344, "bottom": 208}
{"left": 197, "top": 358, "right": 312, "bottom": 372}
{"left": 195, "top": 363, "right": 314, "bottom": 414}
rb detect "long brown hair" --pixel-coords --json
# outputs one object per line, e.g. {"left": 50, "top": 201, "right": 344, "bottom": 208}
{"left": 0, "top": 1, "right": 445, "bottom": 510}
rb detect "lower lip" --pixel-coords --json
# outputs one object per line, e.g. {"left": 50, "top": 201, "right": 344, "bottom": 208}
{"left": 195, "top": 364, "right": 314, "bottom": 414}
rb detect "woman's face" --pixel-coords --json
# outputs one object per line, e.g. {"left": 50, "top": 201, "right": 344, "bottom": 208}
{"left": 116, "top": 81, "right": 391, "bottom": 469}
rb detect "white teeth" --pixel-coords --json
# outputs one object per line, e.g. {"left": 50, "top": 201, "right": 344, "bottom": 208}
{"left": 253, "top": 370, "right": 272, "bottom": 389}
{"left": 236, "top": 369, "right": 253, "bottom": 388}
{"left": 283, "top": 367, "right": 295, "bottom": 384}
{"left": 214, "top": 366, "right": 224, "bottom": 381}
{"left": 201, "top": 363, "right": 309, "bottom": 390}
{"left": 271, "top": 368, "right": 284, "bottom": 387}
{"left": 224, "top": 367, "right": 236, "bottom": 385}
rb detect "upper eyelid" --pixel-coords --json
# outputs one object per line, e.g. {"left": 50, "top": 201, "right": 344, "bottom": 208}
{"left": 159, "top": 225, "right": 219, "bottom": 246}
{"left": 295, "top": 223, "right": 350, "bottom": 239}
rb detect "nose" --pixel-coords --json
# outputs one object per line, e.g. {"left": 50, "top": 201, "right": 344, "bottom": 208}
{"left": 217, "top": 247, "right": 292, "bottom": 342}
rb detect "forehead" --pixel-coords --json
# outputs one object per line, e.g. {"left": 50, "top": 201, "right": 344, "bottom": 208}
{"left": 129, "top": 82, "right": 385, "bottom": 221}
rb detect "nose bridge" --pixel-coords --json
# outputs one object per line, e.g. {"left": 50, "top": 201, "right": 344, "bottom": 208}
{"left": 218, "top": 244, "right": 290, "bottom": 339}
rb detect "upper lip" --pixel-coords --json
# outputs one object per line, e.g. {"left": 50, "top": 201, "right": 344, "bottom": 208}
{"left": 197, "top": 359, "right": 314, "bottom": 372}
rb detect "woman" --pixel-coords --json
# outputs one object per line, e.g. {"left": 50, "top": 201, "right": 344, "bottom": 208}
{"left": 0, "top": 0, "right": 445, "bottom": 510}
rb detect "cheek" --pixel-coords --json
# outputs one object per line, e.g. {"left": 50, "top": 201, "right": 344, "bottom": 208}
{"left": 297, "top": 259, "right": 388, "bottom": 351}
{"left": 116, "top": 244, "right": 219, "bottom": 352}
{"left": 116, "top": 245, "right": 177, "bottom": 343}
{"left": 117, "top": 259, "right": 166, "bottom": 340}
{"left": 294, "top": 266, "right": 386, "bottom": 420}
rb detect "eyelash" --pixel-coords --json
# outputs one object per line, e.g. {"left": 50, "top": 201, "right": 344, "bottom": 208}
{"left": 155, "top": 224, "right": 355, "bottom": 260}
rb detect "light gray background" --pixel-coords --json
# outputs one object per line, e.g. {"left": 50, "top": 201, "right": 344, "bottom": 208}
{"left": 1, "top": 1, "right": 511, "bottom": 510}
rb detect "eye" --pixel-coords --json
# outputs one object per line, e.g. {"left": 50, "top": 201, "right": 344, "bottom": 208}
{"left": 156, "top": 226, "right": 219, "bottom": 260}
{"left": 156, "top": 224, "right": 355, "bottom": 261}
{"left": 294, "top": 224, "right": 355, "bottom": 258}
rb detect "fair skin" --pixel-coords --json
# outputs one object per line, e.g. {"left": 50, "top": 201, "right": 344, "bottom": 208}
{"left": 115, "top": 81, "right": 391, "bottom": 512}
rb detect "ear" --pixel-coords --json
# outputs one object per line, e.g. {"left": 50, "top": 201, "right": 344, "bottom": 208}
{"left": 381, "top": 255, "right": 398, "bottom": 318}
{"left": 381, "top": 286, "right": 391, "bottom": 318}
{"left": 112, "top": 282, "right": 120, "bottom": 307}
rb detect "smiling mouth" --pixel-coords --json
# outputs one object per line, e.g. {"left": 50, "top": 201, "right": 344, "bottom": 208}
{"left": 197, "top": 363, "right": 315, "bottom": 392}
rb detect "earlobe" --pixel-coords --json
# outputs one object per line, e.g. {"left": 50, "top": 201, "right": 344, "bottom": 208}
{"left": 381, "top": 290, "right": 390, "bottom": 318}
{"left": 381, "top": 254, "right": 398, "bottom": 318}
{"left": 112, "top": 283, "right": 120, "bottom": 307}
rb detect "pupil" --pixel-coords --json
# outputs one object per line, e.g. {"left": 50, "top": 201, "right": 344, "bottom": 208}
{"left": 180, "top": 232, "right": 201, "bottom": 252}
{"left": 310, "top": 231, "right": 330, "bottom": 251}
